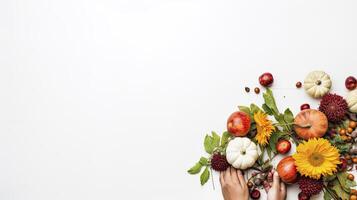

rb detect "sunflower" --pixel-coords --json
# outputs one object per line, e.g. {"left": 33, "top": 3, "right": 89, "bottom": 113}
{"left": 293, "top": 138, "right": 340, "bottom": 180}
{"left": 254, "top": 111, "right": 276, "bottom": 145}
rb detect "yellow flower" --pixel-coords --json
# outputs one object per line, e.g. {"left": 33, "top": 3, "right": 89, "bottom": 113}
{"left": 254, "top": 111, "right": 276, "bottom": 146}
{"left": 293, "top": 138, "right": 340, "bottom": 179}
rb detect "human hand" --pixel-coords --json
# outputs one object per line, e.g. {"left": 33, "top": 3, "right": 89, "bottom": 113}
{"left": 267, "top": 171, "right": 286, "bottom": 200}
{"left": 219, "top": 167, "right": 249, "bottom": 200}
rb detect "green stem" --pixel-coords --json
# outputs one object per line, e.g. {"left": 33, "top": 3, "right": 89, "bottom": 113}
{"left": 210, "top": 168, "right": 215, "bottom": 190}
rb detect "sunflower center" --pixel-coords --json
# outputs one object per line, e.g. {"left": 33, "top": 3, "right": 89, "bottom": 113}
{"left": 308, "top": 153, "right": 325, "bottom": 166}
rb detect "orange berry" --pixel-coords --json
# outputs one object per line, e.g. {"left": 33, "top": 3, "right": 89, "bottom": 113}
{"left": 353, "top": 158, "right": 357, "bottom": 164}
{"left": 351, "top": 189, "right": 357, "bottom": 195}
{"left": 350, "top": 121, "right": 357, "bottom": 129}
{"left": 340, "top": 129, "right": 347, "bottom": 135}
{"left": 348, "top": 174, "right": 355, "bottom": 181}
{"left": 350, "top": 195, "right": 357, "bottom": 200}
{"left": 348, "top": 127, "right": 354, "bottom": 133}
{"left": 346, "top": 154, "right": 352, "bottom": 160}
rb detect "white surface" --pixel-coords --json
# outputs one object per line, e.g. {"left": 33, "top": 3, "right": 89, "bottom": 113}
{"left": 0, "top": 0, "right": 356, "bottom": 199}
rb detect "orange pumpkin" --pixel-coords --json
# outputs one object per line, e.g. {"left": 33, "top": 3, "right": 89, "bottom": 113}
{"left": 294, "top": 109, "right": 328, "bottom": 140}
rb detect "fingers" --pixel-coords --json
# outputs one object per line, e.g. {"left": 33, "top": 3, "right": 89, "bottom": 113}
{"left": 280, "top": 182, "right": 287, "bottom": 197}
{"left": 219, "top": 172, "right": 225, "bottom": 185}
{"left": 224, "top": 167, "right": 231, "bottom": 183}
{"left": 237, "top": 170, "right": 245, "bottom": 185}
{"left": 272, "top": 171, "right": 281, "bottom": 188}
{"left": 230, "top": 168, "right": 239, "bottom": 184}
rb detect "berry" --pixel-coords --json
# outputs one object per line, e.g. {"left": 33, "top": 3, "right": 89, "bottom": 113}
{"left": 300, "top": 103, "right": 310, "bottom": 110}
{"left": 345, "top": 76, "right": 357, "bottom": 90}
{"left": 247, "top": 182, "right": 253, "bottom": 188}
{"left": 250, "top": 188, "right": 261, "bottom": 199}
{"left": 350, "top": 121, "right": 357, "bottom": 129}
{"left": 254, "top": 87, "right": 260, "bottom": 94}
{"left": 210, "top": 153, "right": 230, "bottom": 171}
{"left": 298, "top": 192, "right": 310, "bottom": 200}
{"left": 259, "top": 72, "right": 274, "bottom": 87}
{"left": 348, "top": 127, "right": 353, "bottom": 133}
{"left": 338, "top": 158, "right": 348, "bottom": 171}
{"left": 245, "top": 87, "right": 250, "bottom": 93}
{"left": 298, "top": 176, "right": 323, "bottom": 196}
{"left": 348, "top": 174, "right": 354, "bottom": 181}
{"left": 296, "top": 81, "right": 302, "bottom": 88}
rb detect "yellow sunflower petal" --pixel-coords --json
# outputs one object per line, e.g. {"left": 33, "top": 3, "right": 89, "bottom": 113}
{"left": 253, "top": 111, "right": 276, "bottom": 146}
{"left": 292, "top": 138, "right": 340, "bottom": 179}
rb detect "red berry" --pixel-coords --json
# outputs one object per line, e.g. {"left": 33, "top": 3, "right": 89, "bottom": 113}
{"left": 338, "top": 158, "right": 347, "bottom": 171}
{"left": 250, "top": 189, "right": 261, "bottom": 199}
{"left": 259, "top": 72, "right": 274, "bottom": 87}
{"left": 345, "top": 76, "right": 357, "bottom": 90}
{"left": 276, "top": 139, "right": 291, "bottom": 154}
{"left": 300, "top": 104, "right": 310, "bottom": 110}
{"left": 298, "top": 192, "right": 310, "bottom": 200}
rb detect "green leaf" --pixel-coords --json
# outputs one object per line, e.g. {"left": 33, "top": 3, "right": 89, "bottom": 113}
{"left": 262, "top": 88, "right": 279, "bottom": 116}
{"left": 250, "top": 104, "right": 263, "bottom": 114}
{"left": 200, "top": 167, "right": 210, "bottom": 185}
{"left": 199, "top": 157, "right": 208, "bottom": 166}
{"left": 330, "top": 135, "right": 352, "bottom": 154}
{"left": 283, "top": 108, "right": 294, "bottom": 124}
{"left": 323, "top": 174, "right": 337, "bottom": 182}
{"left": 266, "top": 146, "right": 272, "bottom": 159}
{"left": 211, "top": 131, "right": 220, "bottom": 149}
{"left": 238, "top": 106, "right": 251, "bottom": 115}
{"left": 187, "top": 162, "right": 202, "bottom": 174}
{"left": 269, "top": 131, "right": 285, "bottom": 153}
{"left": 337, "top": 172, "right": 357, "bottom": 193}
{"left": 323, "top": 187, "right": 337, "bottom": 200}
{"left": 221, "top": 131, "right": 231, "bottom": 147}
{"left": 204, "top": 135, "right": 214, "bottom": 154}
{"left": 262, "top": 103, "right": 273, "bottom": 115}
{"left": 332, "top": 179, "right": 350, "bottom": 200}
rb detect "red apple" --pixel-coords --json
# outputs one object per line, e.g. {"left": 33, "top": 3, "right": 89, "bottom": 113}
{"left": 345, "top": 76, "right": 357, "bottom": 90}
{"left": 277, "top": 156, "right": 298, "bottom": 184}
{"left": 259, "top": 72, "right": 274, "bottom": 87}
{"left": 227, "top": 111, "right": 251, "bottom": 136}
{"left": 276, "top": 139, "right": 291, "bottom": 154}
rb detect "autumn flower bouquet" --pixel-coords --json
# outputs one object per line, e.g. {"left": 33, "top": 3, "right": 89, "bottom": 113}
{"left": 187, "top": 71, "right": 357, "bottom": 200}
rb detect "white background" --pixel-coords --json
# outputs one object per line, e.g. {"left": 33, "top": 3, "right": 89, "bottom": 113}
{"left": 0, "top": 0, "right": 356, "bottom": 199}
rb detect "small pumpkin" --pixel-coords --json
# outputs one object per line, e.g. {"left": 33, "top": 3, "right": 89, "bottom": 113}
{"left": 294, "top": 109, "right": 328, "bottom": 140}
{"left": 304, "top": 71, "right": 332, "bottom": 98}
{"left": 226, "top": 137, "right": 259, "bottom": 170}
{"left": 346, "top": 89, "right": 357, "bottom": 113}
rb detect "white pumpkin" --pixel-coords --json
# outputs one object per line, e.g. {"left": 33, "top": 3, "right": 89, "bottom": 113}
{"left": 226, "top": 137, "right": 259, "bottom": 170}
{"left": 346, "top": 89, "right": 357, "bottom": 113}
{"left": 304, "top": 71, "right": 332, "bottom": 98}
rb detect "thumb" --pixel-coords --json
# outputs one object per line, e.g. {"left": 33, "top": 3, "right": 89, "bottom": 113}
{"left": 272, "top": 171, "right": 281, "bottom": 188}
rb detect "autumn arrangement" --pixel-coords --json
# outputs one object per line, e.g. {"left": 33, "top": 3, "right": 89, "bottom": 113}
{"left": 187, "top": 71, "right": 357, "bottom": 200}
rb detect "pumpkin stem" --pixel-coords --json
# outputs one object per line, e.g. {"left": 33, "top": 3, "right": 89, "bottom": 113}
{"left": 273, "top": 122, "right": 312, "bottom": 129}
{"left": 295, "top": 124, "right": 312, "bottom": 129}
